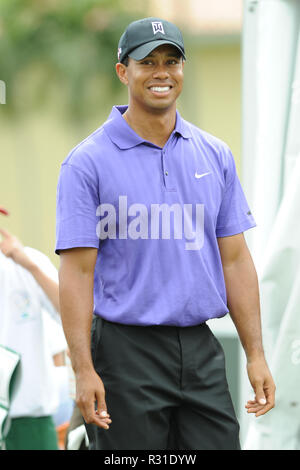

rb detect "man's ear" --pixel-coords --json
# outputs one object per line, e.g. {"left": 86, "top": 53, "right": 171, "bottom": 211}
{"left": 116, "top": 63, "right": 128, "bottom": 86}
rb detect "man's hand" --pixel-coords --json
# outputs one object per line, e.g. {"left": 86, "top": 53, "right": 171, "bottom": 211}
{"left": 217, "top": 234, "right": 276, "bottom": 418}
{"left": 245, "top": 357, "right": 276, "bottom": 417}
{"left": 0, "top": 228, "right": 34, "bottom": 270}
{"left": 75, "top": 368, "right": 112, "bottom": 430}
{"left": 59, "top": 247, "right": 112, "bottom": 429}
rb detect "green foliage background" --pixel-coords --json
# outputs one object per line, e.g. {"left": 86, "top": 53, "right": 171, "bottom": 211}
{"left": 0, "top": 0, "right": 140, "bottom": 117}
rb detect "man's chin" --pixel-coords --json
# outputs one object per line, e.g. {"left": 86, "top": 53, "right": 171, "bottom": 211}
{"left": 145, "top": 99, "right": 176, "bottom": 113}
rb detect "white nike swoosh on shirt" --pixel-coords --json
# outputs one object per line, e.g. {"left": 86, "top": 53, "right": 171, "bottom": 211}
{"left": 194, "top": 171, "right": 211, "bottom": 179}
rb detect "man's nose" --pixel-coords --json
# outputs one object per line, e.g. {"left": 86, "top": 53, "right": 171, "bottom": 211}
{"left": 152, "top": 64, "right": 170, "bottom": 79}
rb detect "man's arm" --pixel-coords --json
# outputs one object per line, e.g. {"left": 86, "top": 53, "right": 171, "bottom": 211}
{"left": 0, "top": 228, "right": 59, "bottom": 312}
{"left": 58, "top": 247, "right": 111, "bottom": 429}
{"left": 217, "top": 232, "right": 276, "bottom": 417}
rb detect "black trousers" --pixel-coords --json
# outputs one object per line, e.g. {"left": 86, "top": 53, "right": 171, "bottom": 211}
{"left": 85, "top": 316, "right": 241, "bottom": 450}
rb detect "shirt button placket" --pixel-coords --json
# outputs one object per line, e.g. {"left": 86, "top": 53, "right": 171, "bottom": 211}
{"left": 162, "top": 149, "right": 173, "bottom": 190}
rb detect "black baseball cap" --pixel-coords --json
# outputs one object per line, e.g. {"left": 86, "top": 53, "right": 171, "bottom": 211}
{"left": 117, "top": 17, "right": 186, "bottom": 63}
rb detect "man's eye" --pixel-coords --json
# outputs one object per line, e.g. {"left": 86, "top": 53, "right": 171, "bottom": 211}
{"left": 168, "top": 60, "right": 179, "bottom": 65}
{"left": 141, "top": 60, "right": 153, "bottom": 65}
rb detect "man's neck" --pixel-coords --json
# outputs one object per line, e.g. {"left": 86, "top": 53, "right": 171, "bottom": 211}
{"left": 123, "top": 104, "right": 177, "bottom": 148}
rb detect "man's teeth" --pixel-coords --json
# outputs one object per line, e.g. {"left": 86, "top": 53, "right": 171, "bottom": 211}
{"left": 150, "top": 86, "right": 170, "bottom": 92}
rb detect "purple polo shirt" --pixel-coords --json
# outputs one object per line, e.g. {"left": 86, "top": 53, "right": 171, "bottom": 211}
{"left": 55, "top": 105, "right": 256, "bottom": 326}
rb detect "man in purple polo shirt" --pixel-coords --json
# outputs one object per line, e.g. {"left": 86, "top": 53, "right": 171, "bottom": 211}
{"left": 56, "top": 17, "right": 275, "bottom": 450}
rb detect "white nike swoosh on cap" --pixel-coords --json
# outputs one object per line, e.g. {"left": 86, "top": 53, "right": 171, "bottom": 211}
{"left": 194, "top": 171, "right": 211, "bottom": 179}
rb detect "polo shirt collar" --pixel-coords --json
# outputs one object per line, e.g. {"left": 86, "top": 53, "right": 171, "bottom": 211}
{"left": 103, "top": 105, "right": 192, "bottom": 150}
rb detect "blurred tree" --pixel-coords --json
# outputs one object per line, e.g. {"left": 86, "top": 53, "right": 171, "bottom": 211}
{"left": 0, "top": 0, "right": 140, "bottom": 117}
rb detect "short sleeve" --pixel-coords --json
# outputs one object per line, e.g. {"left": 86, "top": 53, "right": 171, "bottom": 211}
{"left": 55, "top": 163, "right": 100, "bottom": 254}
{"left": 216, "top": 147, "right": 256, "bottom": 237}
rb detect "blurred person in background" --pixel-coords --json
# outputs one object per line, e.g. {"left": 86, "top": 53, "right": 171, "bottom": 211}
{"left": 56, "top": 18, "right": 275, "bottom": 450}
{"left": 0, "top": 206, "right": 69, "bottom": 450}
{"left": 50, "top": 325, "right": 74, "bottom": 450}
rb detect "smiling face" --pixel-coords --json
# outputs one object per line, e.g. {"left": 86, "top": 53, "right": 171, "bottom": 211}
{"left": 116, "top": 44, "right": 184, "bottom": 114}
